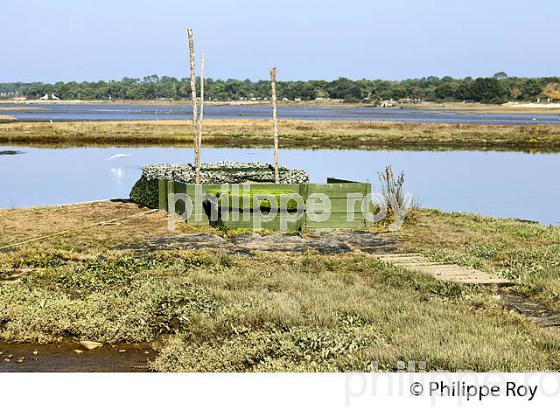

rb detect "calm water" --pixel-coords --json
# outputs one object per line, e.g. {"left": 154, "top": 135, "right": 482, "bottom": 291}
{"left": 2, "top": 103, "right": 560, "bottom": 124}
{"left": 1, "top": 146, "right": 559, "bottom": 225}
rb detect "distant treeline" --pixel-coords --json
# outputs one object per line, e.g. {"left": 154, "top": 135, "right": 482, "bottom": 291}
{"left": 2, "top": 73, "right": 560, "bottom": 103}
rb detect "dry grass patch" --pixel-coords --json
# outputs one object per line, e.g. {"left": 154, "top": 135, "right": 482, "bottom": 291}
{"left": 0, "top": 201, "right": 197, "bottom": 251}
{"left": 1, "top": 119, "right": 560, "bottom": 151}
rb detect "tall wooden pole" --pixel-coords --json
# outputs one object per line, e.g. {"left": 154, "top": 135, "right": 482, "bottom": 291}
{"left": 270, "top": 67, "right": 279, "bottom": 183}
{"left": 187, "top": 28, "right": 200, "bottom": 184}
{"left": 198, "top": 54, "right": 205, "bottom": 161}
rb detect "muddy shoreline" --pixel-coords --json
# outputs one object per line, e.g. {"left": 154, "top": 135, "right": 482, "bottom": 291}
{"left": 0, "top": 342, "right": 156, "bottom": 372}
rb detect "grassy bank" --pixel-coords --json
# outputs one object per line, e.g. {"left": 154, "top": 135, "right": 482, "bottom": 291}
{"left": 1, "top": 119, "right": 560, "bottom": 151}
{"left": 393, "top": 209, "right": 560, "bottom": 310}
{"left": 1, "top": 202, "right": 559, "bottom": 371}
{"left": 0, "top": 115, "right": 16, "bottom": 124}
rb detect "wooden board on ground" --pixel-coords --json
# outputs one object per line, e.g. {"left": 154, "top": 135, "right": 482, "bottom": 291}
{"left": 374, "top": 253, "right": 513, "bottom": 285}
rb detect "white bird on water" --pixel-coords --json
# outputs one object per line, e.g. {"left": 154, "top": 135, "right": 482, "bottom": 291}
{"left": 105, "top": 153, "right": 132, "bottom": 161}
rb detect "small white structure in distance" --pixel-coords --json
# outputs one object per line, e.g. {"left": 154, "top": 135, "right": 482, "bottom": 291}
{"left": 51, "top": 93, "right": 60, "bottom": 100}
{"left": 39, "top": 93, "right": 48, "bottom": 100}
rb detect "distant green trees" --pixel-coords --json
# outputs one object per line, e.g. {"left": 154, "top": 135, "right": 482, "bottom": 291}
{"left": 1, "top": 73, "right": 559, "bottom": 103}
{"left": 454, "top": 77, "right": 509, "bottom": 103}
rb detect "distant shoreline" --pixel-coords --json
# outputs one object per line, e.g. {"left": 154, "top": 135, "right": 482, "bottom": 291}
{"left": 0, "top": 99, "right": 348, "bottom": 107}
{"left": 2, "top": 99, "right": 560, "bottom": 114}
{"left": 404, "top": 101, "right": 560, "bottom": 114}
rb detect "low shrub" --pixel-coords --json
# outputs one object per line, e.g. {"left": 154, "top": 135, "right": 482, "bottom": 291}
{"left": 130, "top": 162, "right": 309, "bottom": 208}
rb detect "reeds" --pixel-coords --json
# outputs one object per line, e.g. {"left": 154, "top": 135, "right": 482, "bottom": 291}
{"left": 378, "top": 165, "right": 406, "bottom": 207}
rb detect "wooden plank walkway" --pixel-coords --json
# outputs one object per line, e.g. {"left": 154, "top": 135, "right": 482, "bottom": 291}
{"left": 374, "top": 253, "right": 513, "bottom": 285}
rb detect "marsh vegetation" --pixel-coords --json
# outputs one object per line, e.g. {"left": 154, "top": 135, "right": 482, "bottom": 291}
{"left": 1, "top": 202, "right": 559, "bottom": 371}
{"left": 2, "top": 119, "right": 560, "bottom": 151}
{"left": 0, "top": 115, "right": 16, "bottom": 124}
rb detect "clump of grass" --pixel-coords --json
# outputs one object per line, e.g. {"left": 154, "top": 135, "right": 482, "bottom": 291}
{"left": 223, "top": 227, "right": 274, "bottom": 238}
{"left": 151, "top": 326, "right": 376, "bottom": 372}
{"left": 373, "top": 165, "right": 419, "bottom": 229}
{"left": 377, "top": 165, "right": 421, "bottom": 209}
{"left": 0, "top": 277, "right": 218, "bottom": 344}
{"left": 378, "top": 165, "right": 407, "bottom": 208}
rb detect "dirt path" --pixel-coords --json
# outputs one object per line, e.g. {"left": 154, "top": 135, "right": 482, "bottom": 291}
{"left": 116, "top": 230, "right": 398, "bottom": 255}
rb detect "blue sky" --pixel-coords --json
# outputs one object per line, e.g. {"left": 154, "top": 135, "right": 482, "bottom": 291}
{"left": 1, "top": 0, "right": 559, "bottom": 82}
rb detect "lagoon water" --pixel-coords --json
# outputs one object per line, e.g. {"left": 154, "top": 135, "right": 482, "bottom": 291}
{"left": 2, "top": 103, "right": 560, "bottom": 124}
{"left": 1, "top": 146, "right": 559, "bottom": 225}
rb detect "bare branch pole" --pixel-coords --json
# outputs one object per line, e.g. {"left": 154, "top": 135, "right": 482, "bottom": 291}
{"left": 270, "top": 67, "right": 279, "bottom": 183}
{"left": 187, "top": 28, "right": 200, "bottom": 184}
